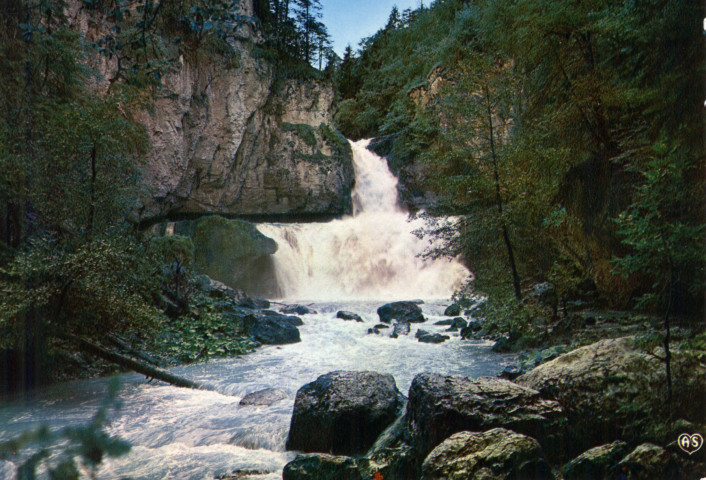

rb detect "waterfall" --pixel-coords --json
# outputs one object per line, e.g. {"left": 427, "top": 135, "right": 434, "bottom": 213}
{"left": 258, "top": 139, "right": 469, "bottom": 301}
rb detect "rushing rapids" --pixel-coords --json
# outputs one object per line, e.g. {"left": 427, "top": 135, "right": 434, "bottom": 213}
{"left": 0, "top": 141, "right": 514, "bottom": 480}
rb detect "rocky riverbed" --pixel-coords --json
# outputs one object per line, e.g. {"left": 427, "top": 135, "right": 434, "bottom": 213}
{"left": 279, "top": 336, "right": 706, "bottom": 480}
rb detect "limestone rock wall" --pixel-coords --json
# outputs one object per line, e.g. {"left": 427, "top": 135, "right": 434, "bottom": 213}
{"left": 67, "top": 0, "right": 354, "bottom": 223}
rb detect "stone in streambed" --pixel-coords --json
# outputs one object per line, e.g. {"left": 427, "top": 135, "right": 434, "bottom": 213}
{"left": 337, "top": 311, "right": 363, "bottom": 322}
{"left": 377, "top": 301, "right": 425, "bottom": 323}
{"left": 239, "top": 388, "right": 290, "bottom": 407}
{"left": 243, "top": 311, "right": 302, "bottom": 345}
{"left": 562, "top": 441, "right": 628, "bottom": 480}
{"left": 447, "top": 317, "right": 467, "bottom": 331}
{"left": 286, "top": 371, "right": 406, "bottom": 456}
{"left": 281, "top": 304, "right": 317, "bottom": 315}
{"left": 418, "top": 333, "right": 450, "bottom": 344}
{"left": 443, "top": 303, "right": 461, "bottom": 316}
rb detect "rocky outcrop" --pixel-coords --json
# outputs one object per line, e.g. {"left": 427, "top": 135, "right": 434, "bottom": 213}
{"left": 282, "top": 454, "right": 361, "bottom": 480}
{"left": 421, "top": 429, "right": 553, "bottom": 480}
{"left": 517, "top": 337, "right": 706, "bottom": 452}
{"left": 286, "top": 371, "right": 406, "bottom": 456}
{"left": 377, "top": 302, "right": 425, "bottom": 324}
{"left": 406, "top": 373, "right": 565, "bottom": 459}
{"left": 67, "top": 0, "right": 354, "bottom": 223}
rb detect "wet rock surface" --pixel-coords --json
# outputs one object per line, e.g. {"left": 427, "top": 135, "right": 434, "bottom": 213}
{"left": 243, "top": 311, "right": 302, "bottom": 345}
{"left": 377, "top": 301, "right": 426, "bottom": 324}
{"left": 286, "top": 371, "right": 406, "bottom": 456}
{"left": 406, "top": 373, "right": 564, "bottom": 458}
{"left": 238, "top": 388, "right": 290, "bottom": 407}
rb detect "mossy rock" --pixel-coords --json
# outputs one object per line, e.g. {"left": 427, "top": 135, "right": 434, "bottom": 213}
{"left": 184, "top": 216, "right": 278, "bottom": 294}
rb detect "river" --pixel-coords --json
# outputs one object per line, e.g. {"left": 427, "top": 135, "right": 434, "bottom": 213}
{"left": 0, "top": 140, "right": 514, "bottom": 479}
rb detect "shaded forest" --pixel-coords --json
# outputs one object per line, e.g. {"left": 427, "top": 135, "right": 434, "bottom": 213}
{"left": 331, "top": 0, "right": 705, "bottom": 326}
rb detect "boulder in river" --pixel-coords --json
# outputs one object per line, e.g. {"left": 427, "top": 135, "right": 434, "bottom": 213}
{"left": 406, "top": 373, "right": 564, "bottom": 459}
{"left": 421, "top": 428, "right": 553, "bottom": 480}
{"left": 418, "top": 333, "right": 450, "bottom": 344}
{"left": 443, "top": 303, "right": 461, "bottom": 316}
{"left": 239, "top": 388, "right": 290, "bottom": 407}
{"left": 447, "top": 317, "right": 467, "bottom": 331}
{"left": 243, "top": 311, "right": 302, "bottom": 345}
{"left": 286, "top": 371, "right": 406, "bottom": 456}
{"left": 617, "top": 443, "right": 680, "bottom": 480}
{"left": 377, "top": 301, "right": 425, "bottom": 323}
{"left": 336, "top": 311, "right": 364, "bottom": 322}
{"left": 281, "top": 304, "right": 317, "bottom": 315}
{"left": 282, "top": 454, "right": 361, "bottom": 480}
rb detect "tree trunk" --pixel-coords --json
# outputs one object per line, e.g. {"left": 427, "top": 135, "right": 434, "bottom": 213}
{"left": 484, "top": 84, "right": 522, "bottom": 301}
{"left": 67, "top": 335, "right": 206, "bottom": 390}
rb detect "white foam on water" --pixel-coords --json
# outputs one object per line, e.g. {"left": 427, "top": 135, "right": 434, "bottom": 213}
{"left": 258, "top": 139, "right": 469, "bottom": 301}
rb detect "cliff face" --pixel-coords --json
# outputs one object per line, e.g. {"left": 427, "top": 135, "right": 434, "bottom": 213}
{"left": 139, "top": 58, "right": 354, "bottom": 222}
{"left": 69, "top": 0, "right": 354, "bottom": 223}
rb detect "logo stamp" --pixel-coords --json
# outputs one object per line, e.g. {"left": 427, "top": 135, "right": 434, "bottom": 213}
{"left": 678, "top": 433, "right": 703, "bottom": 455}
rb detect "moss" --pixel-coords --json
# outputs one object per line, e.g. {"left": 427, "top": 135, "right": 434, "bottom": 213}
{"left": 187, "top": 216, "right": 277, "bottom": 289}
{"left": 319, "top": 123, "right": 352, "bottom": 158}
{"left": 282, "top": 122, "right": 318, "bottom": 147}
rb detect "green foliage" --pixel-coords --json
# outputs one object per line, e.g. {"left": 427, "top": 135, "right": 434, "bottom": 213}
{"left": 613, "top": 138, "right": 705, "bottom": 312}
{"left": 260, "top": 0, "right": 332, "bottom": 73}
{"left": 282, "top": 122, "right": 318, "bottom": 147}
{"left": 0, "top": 1, "right": 163, "bottom": 369}
{"left": 318, "top": 123, "right": 351, "bottom": 158}
{"left": 151, "top": 293, "right": 258, "bottom": 363}
{"left": 0, "top": 379, "right": 131, "bottom": 480}
{"left": 150, "top": 235, "right": 195, "bottom": 268}
{"left": 336, "top": 0, "right": 705, "bottom": 315}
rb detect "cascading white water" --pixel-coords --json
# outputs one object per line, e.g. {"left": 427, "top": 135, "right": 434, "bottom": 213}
{"left": 258, "top": 139, "right": 469, "bottom": 301}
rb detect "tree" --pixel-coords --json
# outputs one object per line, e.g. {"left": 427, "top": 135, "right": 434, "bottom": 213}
{"left": 293, "top": 0, "right": 327, "bottom": 65}
{"left": 423, "top": 52, "right": 524, "bottom": 301}
{"left": 0, "top": 0, "right": 164, "bottom": 390}
{"left": 614, "top": 138, "right": 705, "bottom": 407}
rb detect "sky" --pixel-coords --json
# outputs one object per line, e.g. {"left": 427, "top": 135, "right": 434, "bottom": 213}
{"left": 321, "top": 0, "right": 424, "bottom": 57}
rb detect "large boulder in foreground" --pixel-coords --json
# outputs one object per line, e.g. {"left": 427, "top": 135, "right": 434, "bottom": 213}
{"left": 517, "top": 337, "right": 706, "bottom": 452}
{"left": 377, "top": 301, "right": 425, "bottom": 323}
{"left": 286, "top": 371, "right": 406, "bottom": 456}
{"left": 406, "top": 373, "right": 564, "bottom": 458}
{"left": 421, "top": 428, "right": 553, "bottom": 480}
{"left": 243, "top": 311, "right": 302, "bottom": 345}
{"left": 283, "top": 454, "right": 361, "bottom": 480}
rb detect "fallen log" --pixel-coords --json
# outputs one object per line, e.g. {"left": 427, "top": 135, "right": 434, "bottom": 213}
{"left": 66, "top": 334, "right": 205, "bottom": 390}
